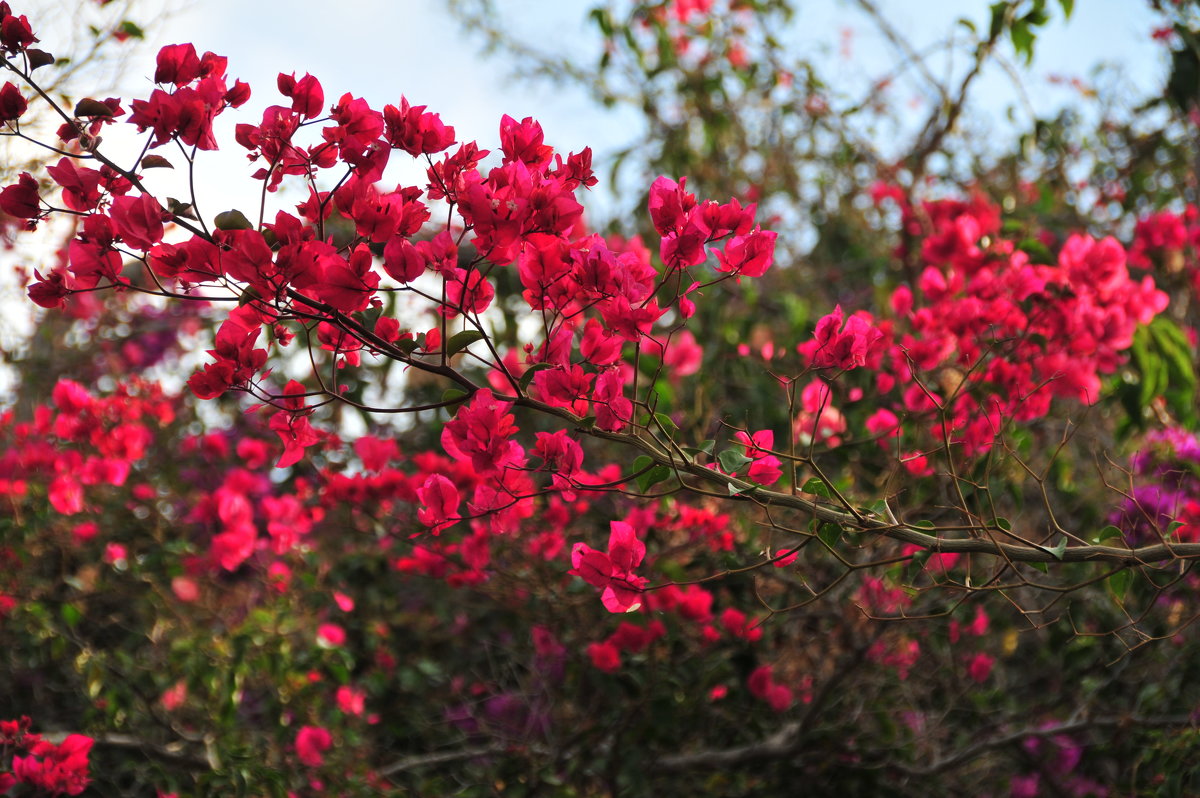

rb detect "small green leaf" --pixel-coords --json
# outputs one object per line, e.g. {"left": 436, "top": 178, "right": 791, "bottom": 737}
{"left": 60, "top": 603, "right": 82, "bottom": 628}
{"left": 117, "top": 19, "right": 146, "bottom": 39}
{"left": 905, "top": 548, "right": 933, "bottom": 581}
{"left": 632, "top": 455, "right": 653, "bottom": 475}
{"left": 684, "top": 440, "right": 716, "bottom": 457}
{"left": 1091, "top": 525, "right": 1123, "bottom": 544}
{"left": 652, "top": 412, "right": 678, "bottom": 437}
{"left": 913, "top": 519, "right": 935, "bottom": 530}
{"left": 214, "top": 209, "right": 253, "bottom": 231}
{"left": 394, "top": 338, "right": 420, "bottom": 354}
{"left": 518, "top": 362, "right": 555, "bottom": 391}
{"left": 166, "top": 197, "right": 197, "bottom": 220}
{"left": 440, "top": 388, "right": 467, "bottom": 405}
{"left": 1107, "top": 569, "right": 1131, "bottom": 601}
{"left": 801, "top": 478, "right": 831, "bottom": 499}
{"left": 355, "top": 305, "right": 383, "bottom": 331}
{"left": 988, "top": 1, "right": 1007, "bottom": 39}
{"left": 1047, "top": 537, "right": 1067, "bottom": 561}
{"left": 637, "top": 465, "right": 672, "bottom": 493}
{"left": 589, "top": 7, "right": 614, "bottom": 37}
{"left": 445, "top": 330, "right": 485, "bottom": 356}
{"left": 1030, "top": 561, "right": 1048, "bottom": 573}
{"left": 1010, "top": 21, "right": 1035, "bottom": 64}
{"left": 818, "top": 522, "right": 842, "bottom": 548}
{"left": 995, "top": 517, "right": 1012, "bottom": 532}
{"left": 577, "top": 415, "right": 597, "bottom": 429}
{"left": 717, "top": 449, "right": 753, "bottom": 474}
{"left": 237, "top": 285, "right": 261, "bottom": 307}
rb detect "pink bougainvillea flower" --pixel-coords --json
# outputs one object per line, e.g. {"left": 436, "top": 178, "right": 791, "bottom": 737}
{"left": 416, "top": 473, "right": 460, "bottom": 533}
{"left": 586, "top": 640, "right": 622, "bottom": 672}
{"left": 294, "top": 725, "right": 332, "bottom": 767}
{"left": 317, "top": 623, "right": 346, "bottom": 648}
{"left": 440, "top": 390, "right": 525, "bottom": 475}
{"left": 0, "top": 171, "right": 40, "bottom": 218}
{"left": 801, "top": 305, "right": 884, "bottom": 370}
{"left": 570, "top": 520, "right": 648, "bottom": 612}
{"left": 336, "top": 685, "right": 366, "bottom": 716}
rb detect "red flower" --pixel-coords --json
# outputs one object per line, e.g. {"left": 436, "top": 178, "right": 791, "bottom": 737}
{"left": 416, "top": 473, "right": 460, "bottom": 533}
{"left": 0, "top": 171, "right": 40, "bottom": 218}
{"left": 801, "top": 305, "right": 884, "bottom": 370}
{"left": 714, "top": 227, "right": 777, "bottom": 277}
{"left": 586, "top": 641, "right": 622, "bottom": 672}
{"left": 440, "top": 390, "right": 525, "bottom": 476}
{"left": 277, "top": 71, "right": 324, "bottom": 119}
{"left": 294, "top": 725, "right": 332, "bottom": 767}
{"left": 570, "top": 520, "right": 648, "bottom": 613}
{"left": 317, "top": 623, "right": 346, "bottom": 648}
{"left": 154, "top": 43, "right": 201, "bottom": 85}
{"left": 0, "top": 81, "right": 26, "bottom": 121}
{"left": 384, "top": 95, "right": 455, "bottom": 156}
{"left": 966, "top": 652, "right": 995, "bottom": 683}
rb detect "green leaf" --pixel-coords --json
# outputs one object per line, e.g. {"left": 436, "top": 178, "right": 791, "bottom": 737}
{"left": 214, "top": 209, "right": 253, "bottom": 231}
{"left": 518, "top": 362, "right": 555, "bottom": 392}
{"left": 1107, "top": 569, "right": 1131, "bottom": 601}
{"left": 117, "top": 19, "right": 146, "bottom": 39}
{"left": 988, "top": 1, "right": 1007, "bottom": 40}
{"left": 1091, "top": 525, "right": 1123, "bottom": 545}
{"left": 394, "top": 338, "right": 420, "bottom": 355}
{"left": 632, "top": 455, "right": 653, "bottom": 475}
{"left": 652, "top": 412, "right": 678, "bottom": 437}
{"left": 355, "top": 305, "right": 383, "bottom": 331}
{"left": 801, "top": 478, "right": 831, "bottom": 499}
{"left": 60, "top": 603, "right": 82, "bottom": 628}
{"left": 589, "top": 7, "right": 614, "bottom": 37}
{"left": 166, "top": 197, "right": 197, "bottom": 220}
{"left": 717, "top": 449, "right": 753, "bottom": 474}
{"left": 1010, "top": 21, "right": 1035, "bottom": 64}
{"left": 1016, "top": 237, "right": 1053, "bottom": 264}
{"left": 440, "top": 388, "right": 467, "bottom": 405}
{"left": 445, "top": 329, "right": 484, "bottom": 356}
{"left": 1047, "top": 537, "right": 1067, "bottom": 561}
{"left": 237, "top": 285, "right": 261, "bottom": 307}
{"left": 905, "top": 548, "right": 933, "bottom": 581}
{"left": 637, "top": 465, "right": 672, "bottom": 493}
{"left": 683, "top": 440, "right": 716, "bottom": 457}
{"left": 1057, "top": 0, "right": 1073, "bottom": 18}
{"left": 995, "top": 517, "right": 1012, "bottom": 532}
{"left": 818, "top": 522, "right": 842, "bottom": 548}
